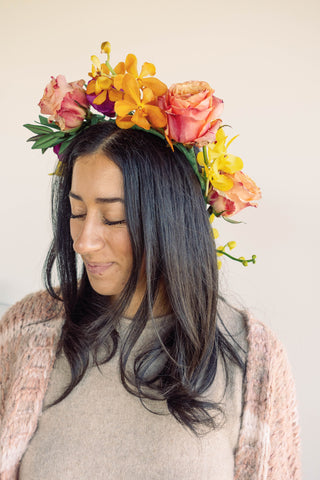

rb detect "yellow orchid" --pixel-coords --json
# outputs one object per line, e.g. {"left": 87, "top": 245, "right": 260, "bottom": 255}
{"left": 114, "top": 54, "right": 167, "bottom": 98}
{"left": 209, "top": 213, "right": 219, "bottom": 239}
{"left": 197, "top": 128, "right": 243, "bottom": 192}
{"left": 87, "top": 55, "right": 124, "bottom": 105}
{"left": 115, "top": 73, "right": 167, "bottom": 130}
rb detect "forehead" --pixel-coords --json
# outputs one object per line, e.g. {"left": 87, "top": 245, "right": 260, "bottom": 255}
{"left": 71, "top": 151, "right": 124, "bottom": 197}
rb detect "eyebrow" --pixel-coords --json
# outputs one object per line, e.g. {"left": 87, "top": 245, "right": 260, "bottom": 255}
{"left": 69, "top": 191, "right": 124, "bottom": 204}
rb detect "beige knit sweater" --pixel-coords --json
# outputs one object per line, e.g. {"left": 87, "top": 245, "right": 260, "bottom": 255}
{"left": 0, "top": 291, "right": 301, "bottom": 479}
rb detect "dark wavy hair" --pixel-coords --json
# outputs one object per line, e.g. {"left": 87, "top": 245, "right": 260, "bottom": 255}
{"left": 44, "top": 121, "right": 245, "bottom": 434}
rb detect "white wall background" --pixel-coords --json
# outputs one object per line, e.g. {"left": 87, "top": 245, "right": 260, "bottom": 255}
{"left": 0, "top": 0, "right": 319, "bottom": 477}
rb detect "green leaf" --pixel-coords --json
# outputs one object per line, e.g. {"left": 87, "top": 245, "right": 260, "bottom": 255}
{"left": 27, "top": 134, "right": 45, "bottom": 142}
{"left": 23, "top": 124, "right": 53, "bottom": 135}
{"left": 38, "top": 115, "right": 51, "bottom": 126}
{"left": 27, "top": 132, "right": 64, "bottom": 143}
{"left": 90, "top": 114, "right": 107, "bottom": 126}
{"left": 58, "top": 137, "right": 75, "bottom": 154}
{"left": 37, "top": 115, "right": 60, "bottom": 129}
{"left": 222, "top": 216, "right": 245, "bottom": 225}
{"left": 31, "top": 133, "right": 66, "bottom": 149}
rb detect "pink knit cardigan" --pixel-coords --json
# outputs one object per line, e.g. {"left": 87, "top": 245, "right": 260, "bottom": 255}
{"left": 0, "top": 291, "right": 301, "bottom": 479}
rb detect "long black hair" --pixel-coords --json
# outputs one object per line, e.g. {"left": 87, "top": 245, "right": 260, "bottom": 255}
{"left": 44, "top": 121, "right": 245, "bottom": 434}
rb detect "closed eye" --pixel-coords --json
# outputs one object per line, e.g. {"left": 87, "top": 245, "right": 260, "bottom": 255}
{"left": 70, "top": 213, "right": 85, "bottom": 220}
{"left": 70, "top": 213, "right": 126, "bottom": 226}
{"left": 103, "top": 219, "right": 126, "bottom": 226}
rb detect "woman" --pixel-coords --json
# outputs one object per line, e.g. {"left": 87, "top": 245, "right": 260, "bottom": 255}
{"left": 0, "top": 44, "right": 300, "bottom": 479}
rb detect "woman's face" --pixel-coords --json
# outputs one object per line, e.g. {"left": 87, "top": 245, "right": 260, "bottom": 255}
{"left": 69, "top": 151, "right": 143, "bottom": 303}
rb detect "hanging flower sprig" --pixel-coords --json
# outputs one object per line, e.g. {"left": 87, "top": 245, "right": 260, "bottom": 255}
{"left": 205, "top": 133, "right": 261, "bottom": 267}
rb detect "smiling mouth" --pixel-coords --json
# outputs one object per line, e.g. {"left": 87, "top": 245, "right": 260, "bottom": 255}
{"left": 85, "top": 262, "right": 114, "bottom": 275}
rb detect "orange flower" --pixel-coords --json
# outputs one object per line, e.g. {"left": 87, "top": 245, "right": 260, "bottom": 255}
{"left": 114, "top": 54, "right": 167, "bottom": 98}
{"left": 159, "top": 80, "right": 223, "bottom": 146}
{"left": 86, "top": 55, "right": 124, "bottom": 106}
{"left": 115, "top": 74, "right": 167, "bottom": 130}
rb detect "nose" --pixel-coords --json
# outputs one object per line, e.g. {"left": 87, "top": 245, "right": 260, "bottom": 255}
{"left": 72, "top": 216, "right": 105, "bottom": 256}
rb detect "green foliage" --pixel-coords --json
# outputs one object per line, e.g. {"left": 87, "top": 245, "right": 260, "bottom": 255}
{"left": 175, "top": 143, "right": 206, "bottom": 194}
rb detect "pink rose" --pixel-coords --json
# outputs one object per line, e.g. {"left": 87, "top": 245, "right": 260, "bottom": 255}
{"left": 158, "top": 80, "right": 223, "bottom": 146}
{"left": 208, "top": 171, "right": 261, "bottom": 217}
{"left": 39, "top": 75, "right": 89, "bottom": 131}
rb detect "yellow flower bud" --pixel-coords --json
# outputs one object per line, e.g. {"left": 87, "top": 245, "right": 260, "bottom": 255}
{"left": 212, "top": 228, "right": 219, "bottom": 239}
{"left": 217, "top": 260, "right": 222, "bottom": 270}
{"left": 216, "top": 247, "right": 224, "bottom": 257}
{"left": 101, "top": 41, "right": 111, "bottom": 54}
{"left": 209, "top": 213, "right": 215, "bottom": 224}
{"left": 227, "top": 241, "right": 237, "bottom": 250}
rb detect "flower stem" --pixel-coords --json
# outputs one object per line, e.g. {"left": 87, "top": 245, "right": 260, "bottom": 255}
{"left": 205, "top": 179, "right": 209, "bottom": 198}
{"left": 216, "top": 249, "right": 255, "bottom": 264}
{"left": 203, "top": 145, "right": 209, "bottom": 165}
{"left": 105, "top": 59, "right": 116, "bottom": 76}
{"left": 203, "top": 146, "right": 210, "bottom": 197}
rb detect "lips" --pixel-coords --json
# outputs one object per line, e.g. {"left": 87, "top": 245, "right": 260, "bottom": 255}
{"left": 84, "top": 261, "right": 114, "bottom": 275}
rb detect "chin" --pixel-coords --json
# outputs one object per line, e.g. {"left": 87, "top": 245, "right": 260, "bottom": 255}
{"left": 87, "top": 276, "right": 125, "bottom": 298}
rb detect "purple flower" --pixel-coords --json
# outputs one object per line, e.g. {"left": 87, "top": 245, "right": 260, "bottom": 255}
{"left": 53, "top": 143, "right": 62, "bottom": 159}
{"left": 86, "top": 81, "right": 115, "bottom": 117}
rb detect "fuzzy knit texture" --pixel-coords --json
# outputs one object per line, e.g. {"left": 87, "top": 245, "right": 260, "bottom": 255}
{"left": 0, "top": 290, "right": 301, "bottom": 479}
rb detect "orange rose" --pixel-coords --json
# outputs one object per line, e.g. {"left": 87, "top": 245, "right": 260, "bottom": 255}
{"left": 208, "top": 170, "right": 261, "bottom": 217}
{"left": 158, "top": 80, "right": 223, "bottom": 146}
{"left": 38, "top": 75, "right": 89, "bottom": 131}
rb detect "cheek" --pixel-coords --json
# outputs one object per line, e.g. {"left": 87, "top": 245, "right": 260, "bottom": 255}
{"left": 116, "top": 229, "right": 133, "bottom": 260}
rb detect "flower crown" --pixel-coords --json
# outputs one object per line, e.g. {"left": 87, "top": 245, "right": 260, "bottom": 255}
{"left": 24, "top": 41, "right": 261, "bottom": 268}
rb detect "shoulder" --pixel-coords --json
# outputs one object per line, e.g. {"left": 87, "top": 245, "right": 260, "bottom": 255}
{"left": 245, "top": 314, "right": 292, "bottom": 376}
{"left": 217, "top": 298, "right": 292, "bottom": 375}
{"left": 0, "top": 290, "right": 65, "bottom": 395}
{"left": 0, "top": 289, "right": 65, "bottom": 336}
{"left": 0, "top": 292, "right": 65, "bottom": 473}
{"left": 218, "top": 299, "right": 298, "bottom": 411}
{"left": 244, "top": 315, "right": 299, "bottom": 424}
{"left": 235, "top": 315, "right": 301, "bottom": 478}
{"left": 240, "top": 314, "right": 297, "bottom": 400}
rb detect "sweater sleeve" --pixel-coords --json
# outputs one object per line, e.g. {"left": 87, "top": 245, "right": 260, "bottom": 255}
{"left": 0, "top": 296, "right": 28, "bottom": 426}
{"left": 0, "top": 292, "right": 59, "bottom": 419}
{"left": 234, "top": 317, "right": 301, "bottom": 480}
{"left": 266, "top": 330, "right": 301, "bottom": 479}
{"left": 0, "top": 291, "right": 64, "bottom": 478}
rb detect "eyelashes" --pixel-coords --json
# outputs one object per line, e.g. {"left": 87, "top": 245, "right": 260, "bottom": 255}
{"left": 104, "top": 219, "right": 126, "bottom": 226}
{"left": 70, "top": 213, "right": 126, "bottom": 226}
